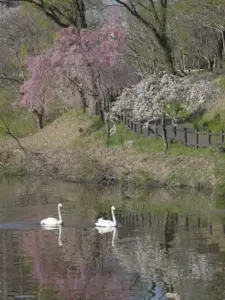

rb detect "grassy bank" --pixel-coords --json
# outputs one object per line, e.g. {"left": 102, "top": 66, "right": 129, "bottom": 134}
{"left": 0, "top": 109, "right": 225, "bottom": 192}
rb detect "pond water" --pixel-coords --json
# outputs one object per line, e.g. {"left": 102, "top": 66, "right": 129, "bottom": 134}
{"left": 1, "top": 177, "right": 225, "bottom": 300}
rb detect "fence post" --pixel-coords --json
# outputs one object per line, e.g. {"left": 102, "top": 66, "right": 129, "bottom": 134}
{"left": 147, "top": 123, "right": 150, "bottom": 136}
{"left": 185, "top": 213, "right": 189, "bottom": 231}
{"left": 154, "top": 123, "right": 157, "bottom": 137}
{"left": 184, "top": 128, "right": 187, "bottom": 146}
{"left": 172, "top": 126, "right": 177, "bottom": 138}
{"left": 195, "top": 129, "right": 199, "bottom": 149}
{"left": 139, "top": 120, "right": 142, "bottom": 134}
{"left": 221, "top": 130, "right": 224, "bottom": 145}
{"left": 127, "top": 115, "right": 130, "bottom": 128}
{"left": 207, "top": 129, "right": 211, "bottom": 146}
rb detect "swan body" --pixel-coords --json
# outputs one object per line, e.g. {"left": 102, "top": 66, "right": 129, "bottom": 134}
{"left": 40, "top": 203, "right": 63, "bottom": 226}
{"left": 95, "top": 206, "right": 117, "bottom": 227}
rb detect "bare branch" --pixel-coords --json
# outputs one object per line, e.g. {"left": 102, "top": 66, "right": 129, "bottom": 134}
{"left": 0, "top": 115, "right": 29, "bottom": 156}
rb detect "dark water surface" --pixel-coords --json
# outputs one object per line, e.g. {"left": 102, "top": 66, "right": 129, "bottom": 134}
{"left": 1, "top": 177, "right": 225, "bottom": 299}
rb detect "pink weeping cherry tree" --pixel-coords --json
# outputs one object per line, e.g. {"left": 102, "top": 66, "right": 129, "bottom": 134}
{"left": 19, "top": 13, "right": 127, "bottom": 130}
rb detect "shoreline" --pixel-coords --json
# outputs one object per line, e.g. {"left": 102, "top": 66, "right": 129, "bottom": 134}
{"left": 0, "top": 150, "right": 217, "bottom": 195}
{"left": 0, "top": 169, "right": 216, "bottom": 197}
{"left": 0, "top": 110, "right": 223, "bottom": 195}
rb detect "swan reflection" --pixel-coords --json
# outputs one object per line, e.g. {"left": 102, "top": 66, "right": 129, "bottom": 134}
{"left": 41, "top": 224, "right": 63, "bottom": 247}
{"left": 96, "top": 226, "right": 117, "bottom": 247}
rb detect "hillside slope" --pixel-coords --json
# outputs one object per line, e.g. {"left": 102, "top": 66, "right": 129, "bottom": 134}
{"left": 0, "top": 109, "right": 220, "bottom": 191}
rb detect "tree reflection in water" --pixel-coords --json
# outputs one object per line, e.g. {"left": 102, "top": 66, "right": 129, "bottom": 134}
{"left": 23, "top": 227, "right": 133, "bottom": 300}
{"left": 22, "top": 211, "right": 221, "bottom": 300}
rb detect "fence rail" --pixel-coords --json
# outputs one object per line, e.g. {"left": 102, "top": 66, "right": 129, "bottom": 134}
{"left": 116, "top": 112, "right": 225, "bottom": 149}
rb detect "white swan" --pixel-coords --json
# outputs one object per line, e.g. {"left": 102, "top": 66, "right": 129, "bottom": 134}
{"left": 95, "top": 205, "right": 117, "bottom": 227}
{"left": 40, "top": 203, "right": 63, "bottom": 226}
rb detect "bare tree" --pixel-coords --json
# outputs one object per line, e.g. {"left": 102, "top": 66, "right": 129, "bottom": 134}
{"left": 114, "top": 0, "right": 177, "bottom": 74}
{"left": 0, "top": 0, "right": 106, "bottom": 29}
{"left": 178, "top": 0, "right": 225, "bottom": 70}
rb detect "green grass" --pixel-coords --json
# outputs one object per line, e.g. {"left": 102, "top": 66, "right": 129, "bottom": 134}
{"left": 1, "top": 166, "right": 26, "bottom": 176}
{"left": 71, "top": 111, "right": 225, "bottom": 161}
{"left": 0, "top": 87, "right": 37, "bottom": 138}
{"left": 0, "top": 112, "right": 37, "bottom": 138}
{"left": 99, "top": 122, "right": 221, "bottom": 158}
{"left": 72, "top": 111, "right": 104, "bottom": 146}
{"left": 69, "top": 112, "right": 225, "bottom": 192}
{"left": 68, "top": 108, "right": 90, "bottom": 120}
{"left": 200, "top": 117, "right": 225, "bottom": 132}
{"left": 106, "top": 123, "right": 139, "bottom": 146}
{"left": 194, "top": 76, "right": 225, "bottom": 131}
{"left": 167, "top": 140, "right": 216, "bottom": 157}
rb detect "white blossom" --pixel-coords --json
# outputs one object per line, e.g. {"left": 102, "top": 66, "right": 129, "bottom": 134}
{"left": 112, "top": 73, "right": 218, "bottom": 120}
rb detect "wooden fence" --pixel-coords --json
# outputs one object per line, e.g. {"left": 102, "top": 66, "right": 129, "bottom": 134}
{"left": 116, "top": 112, "right": 225, "bottom": 148}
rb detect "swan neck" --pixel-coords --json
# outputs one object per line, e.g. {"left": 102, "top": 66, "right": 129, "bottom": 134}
{"left": 111, "top": 208, "right": 116, "bottom": 226}
{"left": 58, "top": 205, "right": 62, "bottom": 223}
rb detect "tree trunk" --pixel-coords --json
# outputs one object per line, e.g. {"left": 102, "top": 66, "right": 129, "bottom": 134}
{"left": 105, "top": 118, "right": 110, "bottom": 140}
{"left": 217, "top": 32, "right": 224, "bottom": 69}
{"left": 33, "top": 109, "right": 44, "bottom": 130}
{"left": 161, "top": 113, "right": 168, "bottom": 151}
{"left": 87, "top": 66, "right": 100, "bottom": 116}
{"left": 99, "top": 107, "right": 104, "bottom": 122}
{"left": 207, "top": 59, "right": 214, "bottom": 71}
{"left": 72, "top": 0, "right": 87, "bottom": 29}
{"left": 197, "top": 53, "right": 201, "bottom": 72}
{"left": 162, "top": 40, "right": 176, "bottom": 74}
{"left": 83, "top": 102, "right": 86, "bottom": 113}
{"left": 152, "top": 59, "right": 158, "bottom": 74}
{"left": 77, "top": 84, "right": 87, "bottom": 113}
{"left": 179, "top": 49, "right": 185, "bottom": 72}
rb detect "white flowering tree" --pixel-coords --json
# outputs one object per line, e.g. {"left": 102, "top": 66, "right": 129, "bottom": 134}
{"left": 112, "top": 73, "right": 218, "bottom": 150}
